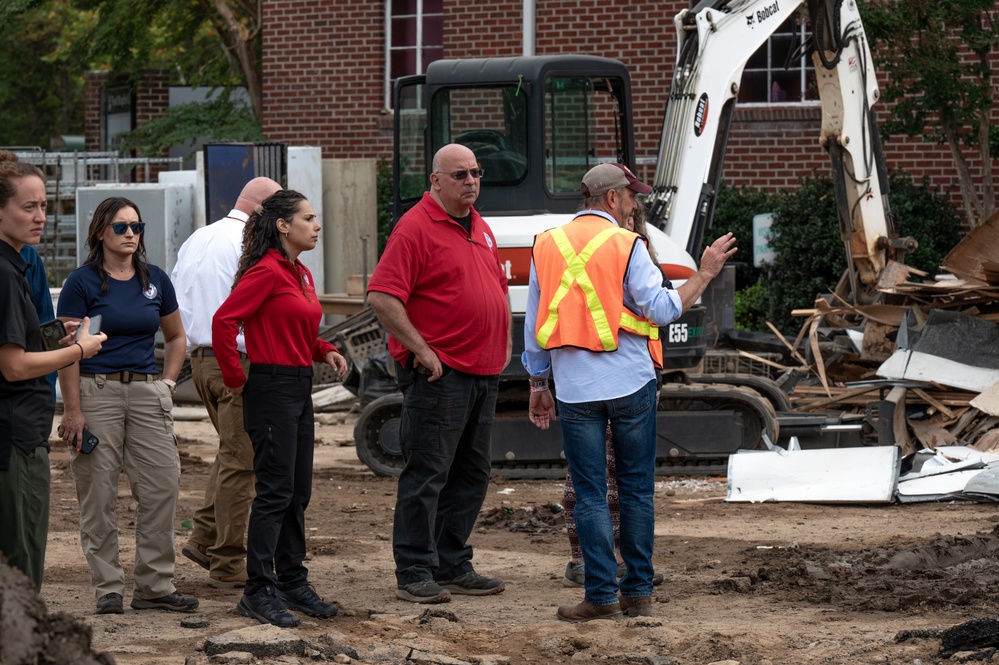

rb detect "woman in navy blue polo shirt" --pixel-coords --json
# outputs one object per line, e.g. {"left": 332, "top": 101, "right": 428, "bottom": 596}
{"left": 57, "top": 196, "right": 197, "bottom": 616}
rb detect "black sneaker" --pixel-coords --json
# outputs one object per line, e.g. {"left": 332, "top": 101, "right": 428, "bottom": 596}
{"left": 96, "top": 592, "right": 123, "bottom": 615}
{"left": 130, "top": 592, "right": 199, "bottom": 613}
{"left": 277, "top": 584, "right": 339, "bottom": 618}
{"left": 396, "top": 579, "right": 451, "bottom": 604}
{"left": 237, "top": 586, "right": 300, "bottom": 627}
{"left": 437, "top": 571, "right": 505, "bottom": 596}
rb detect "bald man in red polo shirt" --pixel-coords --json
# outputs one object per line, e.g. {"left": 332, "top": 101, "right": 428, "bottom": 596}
{"left": 368, "top": 143, "right": 512, "bottom": 604}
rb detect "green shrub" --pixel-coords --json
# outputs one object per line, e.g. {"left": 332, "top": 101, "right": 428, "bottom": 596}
{"left": 884, "top": 171, "right": 962, "bottom": 278}
{"left": 765, "top": 174, "right": 846, "bottom": 332}
{"left": 708, "top": 182, "right": 778, "bottom": 292}
{"left": 376, "top": 156, "right": 393, "bottom": 256}
{"left": 734, "top": 279, "right": 769, "bottom": 331}
{"left": 705, "top": 170, "right": 964, "bottom": 335}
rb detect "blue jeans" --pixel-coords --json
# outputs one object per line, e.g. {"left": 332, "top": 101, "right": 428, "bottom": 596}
{"left": 558, "top": 379, "right": 657, "bottom": 606}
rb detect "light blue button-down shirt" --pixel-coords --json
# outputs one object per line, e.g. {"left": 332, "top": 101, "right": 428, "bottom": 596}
{"left": 521, "top": 210, "right": 684, "bottom": 404}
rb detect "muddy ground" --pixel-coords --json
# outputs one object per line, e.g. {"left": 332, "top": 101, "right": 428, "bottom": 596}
{"left": 25, "top": 401, "right": 999, "bottom": 664}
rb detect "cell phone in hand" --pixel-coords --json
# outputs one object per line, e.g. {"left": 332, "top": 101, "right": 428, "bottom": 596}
{"left": 75, "top": 429, "right": 100, "bottom": 454}
{"left": 39, "top": 319, "right": 67, "bottom": 351}
{"left": 75, "top": 314, "right": 102, "bottom": 341}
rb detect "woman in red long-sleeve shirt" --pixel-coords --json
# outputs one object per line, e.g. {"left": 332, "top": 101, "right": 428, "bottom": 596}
{"left": 212, "top": 189, "right": 348, "bottom": 628}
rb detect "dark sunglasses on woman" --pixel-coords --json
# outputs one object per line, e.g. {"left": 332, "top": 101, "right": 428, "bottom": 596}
{"left": 111, "top": 222, "right": 145, "bottom": 235}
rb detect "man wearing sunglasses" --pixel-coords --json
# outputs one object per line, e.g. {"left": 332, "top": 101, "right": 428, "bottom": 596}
{"left": 368, "top": 143, "right": 512, "bottom": 604}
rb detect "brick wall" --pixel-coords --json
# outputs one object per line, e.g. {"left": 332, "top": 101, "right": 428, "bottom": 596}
{"left": 84, "top": 71, "right": 109, "bottom": 153}
{"left": 261, "top": 0, "right": 388, "bottom": 157}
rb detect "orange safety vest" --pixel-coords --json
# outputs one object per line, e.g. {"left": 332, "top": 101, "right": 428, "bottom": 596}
{"left": 533, "top": 214, "right": 663, "bottom": 369}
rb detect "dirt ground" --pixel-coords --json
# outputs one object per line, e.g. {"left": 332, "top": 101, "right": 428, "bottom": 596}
{"left": 32, "top": 399, "right": 999, "bottom": 665}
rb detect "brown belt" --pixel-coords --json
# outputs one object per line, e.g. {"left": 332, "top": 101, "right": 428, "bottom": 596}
{"left": 80, "top": 371, "right": 158, "bottom": 383}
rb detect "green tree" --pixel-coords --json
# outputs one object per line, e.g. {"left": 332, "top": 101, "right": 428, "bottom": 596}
{"left": 71, "top": 0, "right": 263, "bottom": 119}
{"left": 118, "top": 93, "right": 262, "bottom": 164}
{"left": 862, "top": 0, "right": 998, "bottom": 225}
{"left": 0, "top": 1, "right": 93, "bottom": 146}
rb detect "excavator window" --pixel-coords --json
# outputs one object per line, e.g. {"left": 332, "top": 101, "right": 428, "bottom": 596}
{"left": 431, "top": 85, "right": 528, "bottom": 185}
{"left": 544, "top": 75, "right": 628, "bottom": 195}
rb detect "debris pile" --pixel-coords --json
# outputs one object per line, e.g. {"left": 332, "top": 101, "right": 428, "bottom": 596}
{"left": 759, "top": 213, "right": 999, "bottom": 458}
{"left": 724, "top": 213, "right": 999, "bottom": 503}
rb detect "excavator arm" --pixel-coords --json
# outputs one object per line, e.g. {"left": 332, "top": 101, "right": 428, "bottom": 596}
{"left": 647, "top": 0, "right": 907, "bottom": 298}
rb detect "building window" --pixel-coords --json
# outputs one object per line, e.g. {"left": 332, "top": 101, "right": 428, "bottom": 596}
{"left": 740, "top": 15, "right": 817, "bottom": 104}
{"left": 386, "top": 0, "right": 443, "bottom": 108}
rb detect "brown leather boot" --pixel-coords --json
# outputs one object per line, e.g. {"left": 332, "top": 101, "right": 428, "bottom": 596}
{"left": 208, "top": 569, "right": 248, "bottom": 589}
{"left": 556, "top": 600, "right": 623, "bottom": 623}
{"left": 619, "top": 595, "right": 654, "bottom": 617}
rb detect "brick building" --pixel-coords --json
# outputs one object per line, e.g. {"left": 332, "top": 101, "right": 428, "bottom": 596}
{"left": 258, "top": 0, "right": 996, "bottom": 222}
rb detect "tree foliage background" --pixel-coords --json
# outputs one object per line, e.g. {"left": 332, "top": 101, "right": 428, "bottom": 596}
{"left": 0, "top": 0, "right": 262, "bottom": 151}
{"left": 706, "top": 172, "right": 963, "bottom": 334}
{"left": 861, "top": 0, "right": 998, "bottom": 225}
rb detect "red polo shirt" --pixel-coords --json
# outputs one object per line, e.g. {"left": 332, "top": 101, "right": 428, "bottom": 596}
{"left": 213, "top": 249, "right": 336, "bottom": 388}
{"left": 367, "top": 192, "right": 509, "bottom": 375}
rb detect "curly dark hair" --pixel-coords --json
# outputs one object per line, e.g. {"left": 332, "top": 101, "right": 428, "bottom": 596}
{"left": 233, "top": 189, "right": 310, "bottom": 294}
{"left": 84, "top": 196, "right": 150, "bottom": 294}
{"left": 0, "top": 150, "right": 45, "bottom": 208}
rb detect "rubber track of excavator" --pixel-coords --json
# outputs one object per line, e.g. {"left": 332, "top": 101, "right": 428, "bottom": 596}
{"left": 354, "top": 382, "right": 779, "bottom": 479}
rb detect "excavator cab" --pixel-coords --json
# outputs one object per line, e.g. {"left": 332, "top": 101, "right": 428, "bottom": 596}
{"left": 393, "top": 55, "right": 637, "bottom": 222}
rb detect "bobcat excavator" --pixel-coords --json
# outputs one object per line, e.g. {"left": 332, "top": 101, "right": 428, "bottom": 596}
{"left": 348, "top": 0, "right": 907, "bottom": 478}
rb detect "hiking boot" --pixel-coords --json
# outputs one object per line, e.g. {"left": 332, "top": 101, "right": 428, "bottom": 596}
{"left": 96, "top": 592, "right": 123, "bottom": 615}
{"left": 437, "top": 571, "right": 505, "bottom": 596}
{"left": 277, "top": 584, "right": 339, "bottom": 618}
{"left": 556, "top": 600, "right": 623, "bottom": 623}
{"left": 619, "top": 594, "right": 654, "bottom": 617}
{"left": 181, "top": 541, "right": 210, "bottom": 571}
{"left": 131, "top": 592, "right": 199, "bottom": 613}
{"left": 562, "top": 561, "right": 585, "bottom": 588}
{"left": 237, "top": 586, "right": 300, "bottom": 627}
{"left": 208, "top": 569, "right": 248, "bottom": 589}
{"left": 396, "top": 579, "right": 451, "bottom": 604}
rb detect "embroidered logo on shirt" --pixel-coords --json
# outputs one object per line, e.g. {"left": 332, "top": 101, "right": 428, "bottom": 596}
{"left": 143, "top": 285, "right": 158, "bottom": 300}
{"left": 483, "top": 232, "right": 494, "bottom": 249}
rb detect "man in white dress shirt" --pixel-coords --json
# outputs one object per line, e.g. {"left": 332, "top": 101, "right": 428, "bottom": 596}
{"left": 172, "top": 177, "right": 282, "bottom": 588}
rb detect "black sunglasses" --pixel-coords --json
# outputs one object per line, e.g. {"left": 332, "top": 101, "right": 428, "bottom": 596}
{"left": 111, "top": 222, "right": 145, "bottom": 235}
{"left": 436, "top": 168, "right": 485, "bottom": 181}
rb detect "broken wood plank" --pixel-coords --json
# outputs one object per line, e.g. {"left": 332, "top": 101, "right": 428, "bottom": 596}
{"left": 911, "top": 388, "right": 956, "bottom": 419}
{"left": 794, "top": 384, "right": 883, "bottom": 411}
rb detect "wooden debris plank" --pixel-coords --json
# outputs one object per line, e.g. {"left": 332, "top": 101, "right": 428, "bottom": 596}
{"left": 911, "top": 388, "right": 956, "bottom": 419}
{"left": 793, "top": 384, "right": 882, "bottom": 411}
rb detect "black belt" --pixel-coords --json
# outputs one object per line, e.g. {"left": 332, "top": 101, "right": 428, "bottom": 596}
{"left": 80, "top": 372, "right": 158, "bottom": 383}
{"left": 193, "top": 347, "right": 247, "bottom": 359}
{"left": 250, "top": 364, "right": 313, "bottom": 378}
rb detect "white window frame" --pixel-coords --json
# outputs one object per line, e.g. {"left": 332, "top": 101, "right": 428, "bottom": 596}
{"left": 742, "top": 17, "right": 818, "bottom": 105}
{"left": 384, "top": 0, "right": 444, "bottom": 109}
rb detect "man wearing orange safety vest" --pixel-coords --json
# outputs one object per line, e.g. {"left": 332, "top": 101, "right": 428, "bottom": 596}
{"left": 523, "top": 162, "right": 737, "bottom": 623}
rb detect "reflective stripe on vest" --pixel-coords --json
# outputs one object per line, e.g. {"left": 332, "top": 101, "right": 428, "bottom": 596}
{"left": 535, "top": 219, "right": 662, "bottom": 369}
{"left": 536, "top": 225, "right": 623, "bottom": 351}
